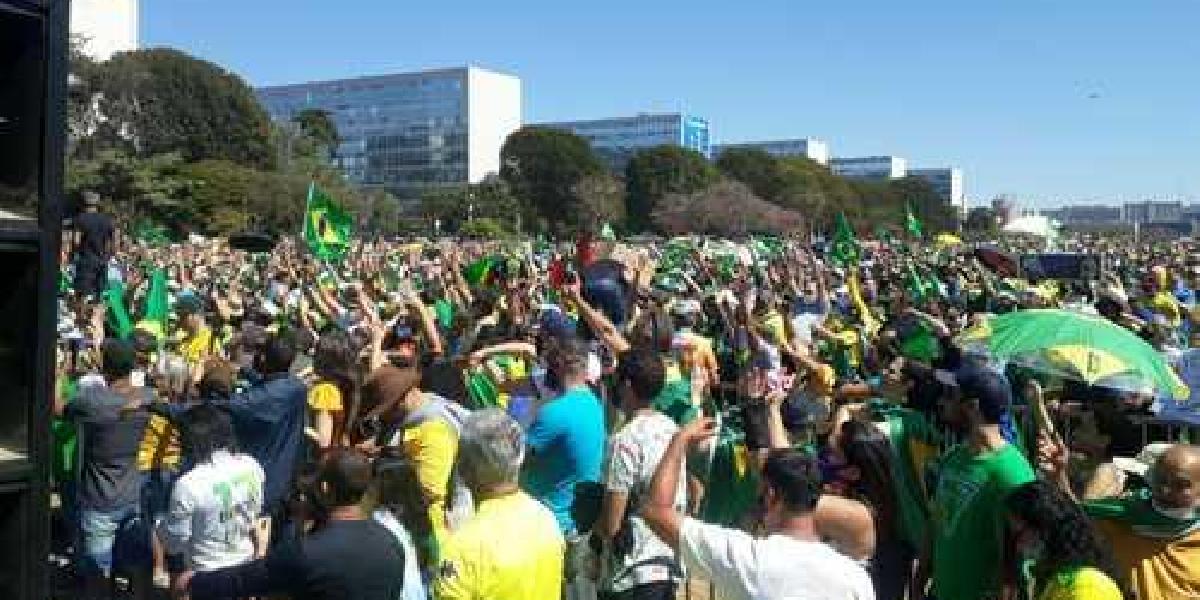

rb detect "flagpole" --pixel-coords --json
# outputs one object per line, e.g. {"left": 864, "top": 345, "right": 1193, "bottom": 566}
{"left": 302, "top": 181, "right": 315, "bottom": 241}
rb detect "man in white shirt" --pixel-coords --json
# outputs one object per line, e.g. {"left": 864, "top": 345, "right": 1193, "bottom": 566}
{"left": 165, "top": 403, "right": 265, "bottom": 578}
{"left": 641, "top": 417, "right": 875, "bottom": 600}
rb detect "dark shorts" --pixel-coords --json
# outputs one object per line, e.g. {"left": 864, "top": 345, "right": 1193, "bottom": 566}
{"left": 73, "top": 256, "right": 107, "bottom": 298}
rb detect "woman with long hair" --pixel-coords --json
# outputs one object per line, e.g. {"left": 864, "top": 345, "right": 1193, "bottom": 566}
{"left": 309, "top": 326, "right": 362, "bottom": 449}
{"left": 372, "top": 450, "right": 434, "bottom": 600}
{"left": 1006, "top": 480, "right": 1129, "bottom": 600}
{"left": 838, "top": 418, "right": 918, "bottom": 600}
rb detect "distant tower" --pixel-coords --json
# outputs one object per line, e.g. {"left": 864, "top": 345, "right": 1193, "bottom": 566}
{"left": 70, "top": 0, "right": 139, "bottom": 61}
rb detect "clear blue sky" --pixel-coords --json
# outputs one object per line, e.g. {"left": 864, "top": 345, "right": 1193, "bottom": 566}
{"left": 142, "top": 0, "right": 1200, "bottom": 207}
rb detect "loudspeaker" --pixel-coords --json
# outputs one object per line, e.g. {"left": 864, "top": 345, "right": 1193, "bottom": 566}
{"left": 0, "top": 1, "right": 67, "bottom": 598}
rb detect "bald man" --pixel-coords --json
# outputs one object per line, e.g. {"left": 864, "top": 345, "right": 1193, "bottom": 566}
{"left": 1044, "top": 440, "right": 1200, "bottom": 600}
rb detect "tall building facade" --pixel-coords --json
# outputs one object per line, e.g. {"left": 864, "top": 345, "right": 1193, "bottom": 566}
{"left": 1122, "top": 201, "right": 1183, "bottom": 224}
{"left": 538, "top": 113, "right": 711, "bottom": 169}
{"left": 70, "top": 0, "right": 138, "bottom": 61}
{"left": 712, "top": 138, "right": 829, "bottom": 165}
{"left": 908, "top": 167, "right": 964, "bottom": 209}
{"left": 830, "top": 156, "right": 907, "bottom": 180}
{"left": 258, "top": 66, "right": 521, "bottom": 202}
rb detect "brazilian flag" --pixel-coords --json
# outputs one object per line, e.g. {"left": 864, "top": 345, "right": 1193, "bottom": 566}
{"left": 830, "top": 213, "right": 860, "bottom": 267}
{"left": 700, "top": 424, "right": 760, "bottom": 527}
{"left": 304, "top": 183, "right": 353, "bottom": 261}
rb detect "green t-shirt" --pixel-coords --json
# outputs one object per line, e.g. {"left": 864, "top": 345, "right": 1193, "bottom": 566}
{"left": 651, "top": 378, "right": 699, "bottom": 426}
{"left": 932, "top": 442, "right": 1035, "bottom": 600}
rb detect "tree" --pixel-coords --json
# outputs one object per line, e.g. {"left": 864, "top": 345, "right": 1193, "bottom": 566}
{"left": 571, "top": 173, "right": 626, "bottom": 232}
{"left": 500, "top": 127, "right": 606, "bottom": 234}
{"left": 715, "top": 148, "right": 788, "bottom": 203}
{"left": 420, "top": 180, "right": 520, "bottom": 233}
{"left": 964, "top": 206, "right": 998, "bottom": 235}
{"left": 292, "top": 109, "right": 339, "bottom": 158}
{"left": 889, "top": 176, "right": 957, "bottom": 232}
{"left": 652, "top": 180, "right": 804, "bottom": 237}
{"left": 86, "top": 48, "right": 274, "bottom": 168}
{"left": 460, "top": 217, "right": 510, "bottom": 240}
{"left": 66, "top": 149, "right": 193, "bottom": 228}
{"left": 624, "top": 145, "right": 718, "bottom": 233}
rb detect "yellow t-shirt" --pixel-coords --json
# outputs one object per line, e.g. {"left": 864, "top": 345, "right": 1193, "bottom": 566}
{"left": 1094, "top": 518, "right": 1200, "bottom": 600}
{"left": 1039, "top": 566, "right": 1123, "bottom": 600}
{"left": 434, "top": 491, "right": 564, "bottom": 600}
{"left": 178, "top": 326, "right": 213, "bottom": 365}
{"left": 400, "top": 418, "right": 459, "bottom": 544}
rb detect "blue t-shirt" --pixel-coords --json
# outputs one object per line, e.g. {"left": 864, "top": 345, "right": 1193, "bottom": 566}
{"left": 521, "top": 385, "right": 606, "bottom": 533}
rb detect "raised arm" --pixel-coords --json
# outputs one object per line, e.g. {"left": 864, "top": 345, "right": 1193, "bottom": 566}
{"left": 564, "top": 277, "right": 631, "bottom": 355}
{"left": 641, "top": 417, "right": 718, "bottom": 551}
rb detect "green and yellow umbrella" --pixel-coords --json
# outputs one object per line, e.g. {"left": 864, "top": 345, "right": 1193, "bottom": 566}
{"left": 958, "top": 309, "right": 1189, "bottom": 400}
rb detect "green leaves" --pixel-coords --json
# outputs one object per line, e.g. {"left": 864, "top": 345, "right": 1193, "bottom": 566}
{"left": 500, "top": 126, "right": 608, "bottom": 235}
{"left": 625, "top": 145, "right": 719, "bottom": 232}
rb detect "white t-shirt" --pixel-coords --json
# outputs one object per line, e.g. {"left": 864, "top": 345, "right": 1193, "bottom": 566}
{"left": 164, "top": 450, "right": 265, "bottom": 572}
{"left": 372, "top": 509, "right": 428, "bottom": 600}
{"left": 602, "top": 411, "right": 686, "bottom": 592}
{"left": 679, "top": 518, "right": 875, "bottom": 600}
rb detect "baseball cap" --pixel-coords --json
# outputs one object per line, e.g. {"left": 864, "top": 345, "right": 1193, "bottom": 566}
{"left": 953, "top": 361, "right": 1011, "bottom": 423}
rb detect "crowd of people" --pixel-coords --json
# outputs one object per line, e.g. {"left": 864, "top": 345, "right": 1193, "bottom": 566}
{"left": 54, "top": 197, "right": 1200, "bottom": 600}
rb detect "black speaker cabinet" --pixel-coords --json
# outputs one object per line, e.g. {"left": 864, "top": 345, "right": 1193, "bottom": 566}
{"left": 0, "top": 0, "right": 67, "bottom": 598}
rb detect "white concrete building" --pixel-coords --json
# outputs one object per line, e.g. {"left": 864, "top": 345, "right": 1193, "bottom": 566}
{"left": 830, "top": 155, "right": 907, "bottom": 180}
{"left": 258, "top": 66, "right": 521, "bottom": 202}
{"left": 465, "top": 68, "right": 522, "bottom": 183}
{"left": 712, "top": 138, "right": 830, "bottom": 165}
{"left": 70, "top": 0, "right": 138, "bottom": 61}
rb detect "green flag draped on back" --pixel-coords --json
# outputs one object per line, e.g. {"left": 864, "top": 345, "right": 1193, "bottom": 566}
{"left": 830, "top": 213, "right": 860, "bottom": 267}
{"left": 103, "top": 280, "right": 134, "bottom": 340}
{"left": 905, "top": 202, "right": 924, "bottom": 239}
{"left": 137, "top": 267, "right": 169, "bottom": 340}
{"left": 304, "top": 182, "right": 353, "bottom": 261}
{"left": 701, "top": 424, "right": 760, "bottom": 527}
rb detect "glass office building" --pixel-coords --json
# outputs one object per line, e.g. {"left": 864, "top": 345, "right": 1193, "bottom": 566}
{"left": 830, "top": 156, "right": 908, "bottom": 180}
{"left": 258, "top": 66, "right": 521, "bottom": 203}
{"left": 713, "top": 138, "right": 829, "bottom": 165}
{"left": 538, "top": 113, "right": 711, "bottom": 169}
{"left": 908, "top": 167, "right": 965, "bottom": 210}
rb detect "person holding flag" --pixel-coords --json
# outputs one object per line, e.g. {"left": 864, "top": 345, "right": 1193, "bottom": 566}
{"left": 304, "top": 182, "right": 354, "bottom": 262}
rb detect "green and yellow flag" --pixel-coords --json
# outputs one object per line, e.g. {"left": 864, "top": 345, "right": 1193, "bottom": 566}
{"left": 135, "top": 267, "right": 169, "bottom": 341}
{"left": 905, "top": 202, "right": 923, "bottom": 239}
{"left": 830, "top": 213, "right": 860, "bottom": 267}
{"left": 304, "top": 183, "right": 353, "bottom": 260}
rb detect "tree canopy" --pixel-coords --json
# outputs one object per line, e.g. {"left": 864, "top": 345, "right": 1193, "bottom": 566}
{"left": 500, "top": 127, "right": 609, "bottom": 234}
{"left": 653, "top": 180, "right": 804, "bottom": 237}
{"left": 625, "top": 145, "right": 719, "bottom": 233}
{"left": 87, "top": 48, "right": 274, "bottom": 168}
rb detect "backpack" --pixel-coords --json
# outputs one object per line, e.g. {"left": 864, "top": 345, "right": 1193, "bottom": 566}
{"left": 389, "top": 395, "right": 475, "bottom": 531}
